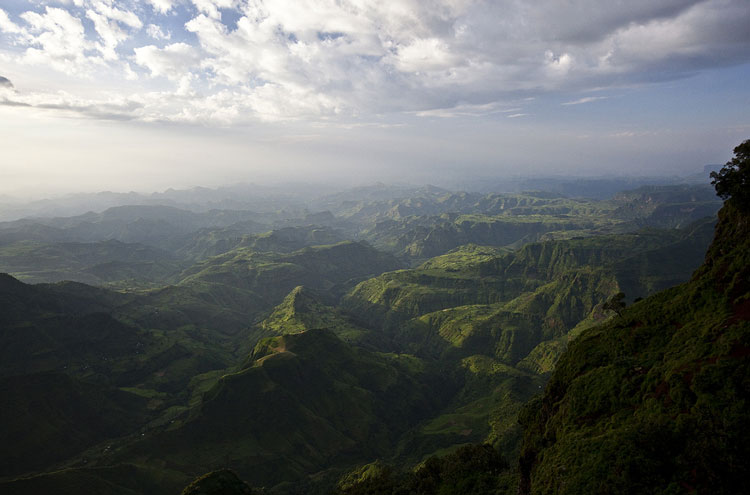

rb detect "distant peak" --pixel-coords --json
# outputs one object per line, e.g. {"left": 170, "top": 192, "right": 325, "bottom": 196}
{"left": 282, "top": 285, "right": 321, "bottom": 312}
{"left": 181, "top": 469, "right": 253, "bottom": 495}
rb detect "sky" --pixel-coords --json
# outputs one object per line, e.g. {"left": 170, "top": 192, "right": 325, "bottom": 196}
{"left": 1, "top": 0, "right": 749, "bottom": 196}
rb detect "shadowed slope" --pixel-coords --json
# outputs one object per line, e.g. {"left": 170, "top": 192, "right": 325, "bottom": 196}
{"left": 518, "top": 202, "right": 750, "bottom": 494}
{"left": 114, "top": 329, "right": 446, "bottom": 489}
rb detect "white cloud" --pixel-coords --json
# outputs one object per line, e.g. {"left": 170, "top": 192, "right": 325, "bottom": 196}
{"left": 244, "top": 82, "right": 343, "bottom": 121}
{"left": 146, "top": 23, "right": 170, "bottom": 40}
{"left": 147, "top": 0, "right": 177, "bottom": 15}
{"left": 191, "top": 0, "right": 235, "bottom": 20}
{"left": 134, "top": 42, "right": 201, "bottom": 79}
{"left": 0, "top": 9, "right": 23, "bottom": 34}
{"left": 123, "top": 62, "right": 138, "bottom": 80}
{"left": 86, "top": 9, "right": 128, "bottom": 60}
{"left": 1, "top": 0, "right": 749, "bottom": 124}
{"left": 86, "top": 1, "right": 143, "bottom": 60}
{"left": 2, "top": 3, "right": 139, "bottom": 75}
{"left": 414, "top": 101, "right": 506, "bottom": 118}
{"left": 395, "top": 38, "right": 462, "bottom": 73}
{"left": 89, "top": 1, "right": 142, "bottom": 29}
{"left": 17, "top": 7, "right": 98, "bottom": 75}
{"left": 545, "top": 51, "right": 574, "bottom": 75}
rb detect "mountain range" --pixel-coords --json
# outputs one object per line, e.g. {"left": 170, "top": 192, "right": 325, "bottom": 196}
{"left": 0, "top": 177, "right": 743, "bottom": 494}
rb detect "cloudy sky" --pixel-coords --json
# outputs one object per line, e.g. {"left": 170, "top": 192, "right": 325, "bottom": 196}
{"left": 1, "top": 0, "right": 749, "bottom": 196}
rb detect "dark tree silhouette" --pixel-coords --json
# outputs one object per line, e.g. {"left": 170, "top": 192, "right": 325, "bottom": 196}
{"left": 710, "top": 139, "right": 750, "bottom": 211}
{"left": 602, "top": 292, "right": 626, "bottom": 317}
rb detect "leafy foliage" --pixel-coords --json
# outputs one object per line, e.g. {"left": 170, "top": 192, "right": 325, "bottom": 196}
{"left": 711, "top": 139, "right": 750, "bottom": 210}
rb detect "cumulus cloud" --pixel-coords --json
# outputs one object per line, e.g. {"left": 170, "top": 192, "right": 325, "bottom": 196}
{"left": 0, "top": 9, "right": 22, "bottom": 33}
{"left": 0, "top": 76, "right": 13, "bottom": 89}
{"left": 17, "top": 7, "right": 97, "bottom": 75}
{"left": 1, "top": 0, "right": 749, "bottom": 124}
{"left": 180, "top": 0, "right": 750, "bottom": 120}
{"left": 134, "top": 42, "right": 201, "bottom": 79}
{"left": 146, "top": 23, "right": 170, "bottom": 40}
{"left": 87, "top": 1, "right": 142, "bottom": 61}
{"left": 1, "top": 2, "right": 142, "bottom": 75}
{"left": 147, "top": 0, "right": 177, "bottom": 15}
{"left": 191, "top": 0, "right": 235, "bottom": 20}
{"left": 89, "top": 1, "right": 142, "bottom": 29}
{"left": 86, "top": 9, "right": 129, "bottom": 60}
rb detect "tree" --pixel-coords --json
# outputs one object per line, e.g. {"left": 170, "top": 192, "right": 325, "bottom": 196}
{"left": 602, "top": 292, "right": 626, "bottom": 318}
{"left": 710, "top": 139, "right": 750, "bottom": 211}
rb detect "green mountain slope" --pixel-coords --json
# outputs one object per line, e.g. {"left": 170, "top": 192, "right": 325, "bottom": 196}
{"left": 177, "top": 241, "right": 401, "bottom": 296}
{"left": 178, "top": 225, "right": 345, "bottom": 261}
{"left": 0, "top": 205, "right": 267, "bottom": 249}
{"left": 148, "top": 241, "right": 402, "bottom": 333}
{"left": 0, "top": 372, "right": 150, "bottom": 477}
{"left": 612, "top": 184, "right": 722, "bottom": 228}
{"left": 0, "top": 273, "right": 235, "bottom": 478}
{"left": 344, "top": 220, "right": 714, "bottom": 349}
{"left": 0, "top": 464, "right": 187, "bottom": 495}
{"left": 112, "top": 329, "right": 446, "bottom": 489}
{"left": 0, "top": 274, "right": 229, "bottom": 393}
{"left": 518, "top": 202, "right": 750, "bottom": 494}
{"left": 0, "top": 181, "right": 725, "bottom": 495}
{"left": 363, "top": 212, "right": 618, "bottom": 261}
{"left": 344, "top": 187, "right": 719, "bottom": 262}
{"left": 259, "top": 285, "right": 371, "bottom": 344}
{"left": 95, "top": 240, "right": 402, "bottom": 354}
{"left": 335, "top": 443, "right": 514, "bottom": 495}
{"left": 0, "top": 239, "right": 183, "bottom": 287}
{"left": 182, "top": 469, "right": 254, "bottom": 495}
{"left": 339, "top": 221, "right": 714, "bottom": 465}
{"left": 0, "top": 274, "right": 144, "bottom": 378}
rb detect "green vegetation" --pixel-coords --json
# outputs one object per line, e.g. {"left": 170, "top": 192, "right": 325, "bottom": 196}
{"left": 612, "top": 184, "right": 721, "bottom": 228}
{"left": 601, "top": 291, "right": 626, "bottom": 317}
{"left": 343, "top": 220, "right": 712, "bottom": 351}
{"left": 259, "top": 286, "right": 370, "bottom": 344}
{"left": 336, "top": 444, "right": 514, "bottom": 495}
{"left": 517, "top": 201, "right": 750, "bottom": 494}
{"left": 711, "top": 139, "right": 750, "bottom": 211}
{"left": 0, "top": 372, "right": 150, "bottom": 476}
{"left": 0, "top": 464, "right": 188, "bottom": 495}
{"left": 177, "top": 225, "right": 345, "bottom": 261}
{"left": 113, "top": 329, "right": 447, "bottom": 488}
{"left": 182, "top": 469, "right": 254, "bottom": 495}
{"left": 334, "top": 216, "right": 714, "bottom": 473}
{"left": 0, "top": 178, "right": 728, "bottom": 494}
{"left": 0, "top": 239, "right": 183, "bottom": 287}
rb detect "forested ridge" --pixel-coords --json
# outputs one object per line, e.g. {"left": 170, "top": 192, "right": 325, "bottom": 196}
{"left": 0, "top": 165, "right": 744, "bottom": 494}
